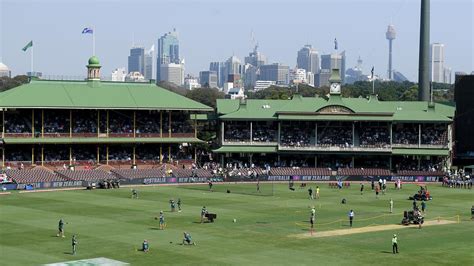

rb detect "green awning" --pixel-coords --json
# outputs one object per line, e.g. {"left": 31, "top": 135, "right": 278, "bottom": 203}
{"left": 213, "top": 146, "right": 277, "bottom": 153}
{"left": 3, "top": 137, "right": 203, "bottom": 144}
{"left": 392, "top": 148, "right": 449, "bottom": 156}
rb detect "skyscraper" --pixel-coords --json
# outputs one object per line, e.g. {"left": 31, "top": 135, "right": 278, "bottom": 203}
{"left": 210, "top": 62, "right": 225, "bottom": 88}
{"left": 224, "top": 56, "right": 242, "bottom": 83}
{"left": 386, "top": 24, "right": 396, "bottom": 80}
{"left": 128, "top": 47, "right": 145, "bottom": 75}
{"left": 430, "top": 43, "right": 445, "bottom": 83}
{"left": 297, "top": 45, "right": 319, "bottom": 74}
{"left": 160, "top": 63, "right": 184, "bottom": 86}
{"left": 144, "top": 45, "right": 154, "bottom": 80}
{"left": 259, "top": 63, "right": 289, "bottom": 85}
{"left": 245, "top": 45, "right": 267, "bottom": 68}
{"left": 199, "top": 71, "right": 218, "bottom": 88}
{"left": 321, "top": 51, "right": 346, "bottom": 84}
{"left": 157, "top": 29, "right": 180, "bottom": 82}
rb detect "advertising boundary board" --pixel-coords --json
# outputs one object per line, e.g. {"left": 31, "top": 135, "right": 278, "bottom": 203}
{"left": 5, "top": 175, "right": 442, "bottom": 191}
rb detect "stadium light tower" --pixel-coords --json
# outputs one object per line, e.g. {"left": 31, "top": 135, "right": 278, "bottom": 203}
{"left": 386, "top": 24, "right": 396, "bottom": 80}
{"left": 418, "top": 0, "right": 430, "bottom": 101}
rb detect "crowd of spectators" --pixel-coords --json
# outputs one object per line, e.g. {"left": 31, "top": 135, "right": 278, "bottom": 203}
{"left": 4, "top": 112, "right": 30, "bottom": 134}
{"left": 317, "top": 127, "right": 352, "bottom": 147}
{"left": 393, "top": 124, "right": 419, "bottom": 145}
{"left": 43, "top": 111, "right": 69, "bottom": 134}
{"left": 421, "top": 125, "right": 447, "bottom": 146}
{"left": 6, "top": 149, "right": 31, "bottom": 162}
{"left": 280, "top": 124, "right": 313, "bottom": 147}
{"left": 224, "top": 122, "right": 250, "bottom": 142}
{"left": 3, "top": 110, "right": 197, "bottom": 137}
{"left": 442, "top": 169, "right": 472, "bottom": 189}
{"left": 72, "top": 111, "right": 97, "bottom": 134}
{"left": 136, "top": 111, "right": 161, "bottom": 135}
{"left": 108, "top": 111, "right": 133, "bottom": 135}
{"left": 359, "top": 127, "right": 390, "bottom": 148}
{"left": 107, "top": 148, "right": 132, "bottom": 162}
{"left": 252, "top": 122, "right": 277, "bottom": 142}
{"left": 44, "top": 147, "right": 69, "bottom": 162}
{"left": 393, "top": 156, "right": 444, "bottom": 173}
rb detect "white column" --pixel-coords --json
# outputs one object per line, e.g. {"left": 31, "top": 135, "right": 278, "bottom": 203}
{"left": 315, "top": 123, "right": 318, "bottom": 145}
{"left": 418, "top": 124, "right": 422, "bottom": 147}
{"left": 221, "top": 122, "right": 225, "bottom": 143}
{"left": 250, "top": 121, "right": 253, "bottom": 144}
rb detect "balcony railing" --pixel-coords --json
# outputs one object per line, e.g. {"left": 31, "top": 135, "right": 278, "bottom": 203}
{"left": 2, "top": 132, "right": 195, "bottom": 139}
{"left": 223, "top": 140, "right": 278, "bottom": 146}
{"left": 278, "top": 145, "right": 392, "bottom": 152}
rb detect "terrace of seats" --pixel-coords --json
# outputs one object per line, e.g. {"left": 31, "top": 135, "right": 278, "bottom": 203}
{"left": 396, "top": 170, "right": 445, "bottom": 176}
{"left": 338, "top": 168, "right": 392, "bottom": 176}
{"left": 5, "top": 169, "right": 65, "bottom": 183}
{"left": 111, "top": 168, "right": 166, "bottom": 179}
{"left": 56, "top": 169, "right": 115, "bottom": 181}
{"left": 268, "top": 167, "right": 332, "bottom": 176}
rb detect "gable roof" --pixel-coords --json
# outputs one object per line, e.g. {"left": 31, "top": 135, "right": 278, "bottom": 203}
{"left": 217, "top": 94, "right": 454, "bottom": 122}
{"left": 0, "top": 79, "right": 213, "bottom": 111}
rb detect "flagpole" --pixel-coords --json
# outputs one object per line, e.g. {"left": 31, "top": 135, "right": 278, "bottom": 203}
{"left": 92, "top": 26, "right": 95, "bottom": 55}
{"left": 372, "top": 77, "right": 375, "bottom": 94}
{"left": 31, "top": 45, "right": 34, "bottom": 74}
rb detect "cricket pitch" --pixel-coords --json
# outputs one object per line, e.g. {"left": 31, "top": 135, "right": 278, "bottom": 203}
{"left": 291, "top": 219, "right": 457, "bottom": 239}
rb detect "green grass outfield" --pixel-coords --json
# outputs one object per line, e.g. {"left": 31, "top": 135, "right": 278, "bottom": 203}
{"left": 0, "top": 183, "right": 472, "bottom": 265}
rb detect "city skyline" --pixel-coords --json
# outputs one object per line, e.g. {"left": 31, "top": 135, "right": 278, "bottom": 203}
{"left": 0, "top": 0, "right": 472, "bottom": 82}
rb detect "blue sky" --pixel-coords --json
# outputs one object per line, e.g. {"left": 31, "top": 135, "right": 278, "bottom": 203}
{"left": 0, "top": 0, "right": 472, "bottom": 81}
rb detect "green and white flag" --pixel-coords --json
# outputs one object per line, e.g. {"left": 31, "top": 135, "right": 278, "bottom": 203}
{"left": 22, "top": 40, "right": 33, "bottom": 52}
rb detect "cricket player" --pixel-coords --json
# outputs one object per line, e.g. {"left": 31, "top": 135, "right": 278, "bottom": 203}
{"left": 142, "top": 239, "right": 149, "bottom": 252}
{"left": 392, "top": 234, "right": 398, "bottom": 254}
{"left": 348, "top": 210, "right": 355, "bottom": 227}
{"left": 310, "top": 207, "right": 316, "bottom": 229}
{"left": 159, "top": 211, "right": 165, "bottom": 230}
{"left": 72, "top": 234, "right": 78, "bottom": 255}
{"left": 177, "top": 198, "right": 182, "bottom": 212}
{"left": 389, "top": 198, "right": 394, "bottom": 213}
{"left": 57, "top": 219, "right": 65, "bottom": 238}
{"left": 316, "top": 186, "right": 320, "bottom": 199}
{"left": 201, "top": 206, "right": 207, "bottom": 223}
{"left": 257, "top": 180, "right": 260, "bottom": 193}
{"left": 308, "top": 187, "right": 313, "bottom": 200}
{"left": 131, "top": 189, "right": 138, "bottom": 199}
{"left": 182, "top": 232, "right": 195, "bottom": 245}
{"left": 170, "top": 199, "right": 176, "bottom": 212}
{"left": 360, "top": 183, "right": 364, "bottom": 195}
{"left": 421, "top": 200, "right": 426, "bottom": 213}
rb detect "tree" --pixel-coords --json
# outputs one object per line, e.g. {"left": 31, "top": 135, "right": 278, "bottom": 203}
{"left": 157, "top": 81, "right": 187, "bottom": 96}
{"left": 185, "top": 87, "right": 225, "bottom": 109}
{"left": 399, "top": 85, "right": 419, "bottom": 101}
{"left": 0, "top": 75, "right": 29, "bottom": 92}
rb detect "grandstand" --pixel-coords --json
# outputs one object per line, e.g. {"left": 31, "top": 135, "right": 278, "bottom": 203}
{"left": 0, "top": 56, "right": 212, "bottom": 171}
{"left": 215, "top": 69, "right": 455, "bottom": 173}
{"left": 0, "top": 64, "right": 456, "bottom": 186}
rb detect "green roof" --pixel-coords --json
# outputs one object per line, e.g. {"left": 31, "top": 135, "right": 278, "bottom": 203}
{"left": 0, "top": 79, "right": 213, "bottom": 111}
{"left": 217, "top": 94, "right": 454, "bottom": 122}
{"left": 88, "top": 56, "right": 101, "bottom": 67}
{"left": 392, "top": 148, "right": 449, "bottom": 156}
{"left": 214, "top": 146, "right": 277, "bottom": 153}
{"left": 3, "top": 137, "right": 202, "bottom": 144}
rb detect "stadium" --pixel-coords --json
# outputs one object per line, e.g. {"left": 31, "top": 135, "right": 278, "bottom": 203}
{"left": 0, "top": 57, "right": 472, "bottom": 266}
